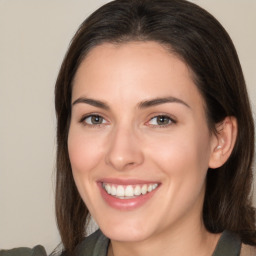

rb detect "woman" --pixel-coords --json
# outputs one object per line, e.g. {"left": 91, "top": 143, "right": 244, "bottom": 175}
{"left": 1, "top": 0, "right": 255, "bottom": 255}
{"left": 54, "top": 0, "right": 256, "bottom": 255}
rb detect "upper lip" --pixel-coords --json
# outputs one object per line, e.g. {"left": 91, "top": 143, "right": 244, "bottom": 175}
{"left": 98, "top": 178, "right": 160, "bottom": 185}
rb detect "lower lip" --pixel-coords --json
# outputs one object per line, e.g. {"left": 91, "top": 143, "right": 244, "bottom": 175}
{"left": 98, "top": 183, "right": 159, "bottom": 211}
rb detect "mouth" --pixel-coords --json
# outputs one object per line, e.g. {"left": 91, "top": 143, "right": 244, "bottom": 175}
{"left": 98, "top": 180, "right": 160, "bottom": 210}
{"left": 102, "top": 183, "right": 159, "bottom": 199}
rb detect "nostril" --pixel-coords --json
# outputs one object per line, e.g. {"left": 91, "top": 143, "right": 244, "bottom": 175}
{"left": 105, "top": 152, "right": 143, "bottom": 171}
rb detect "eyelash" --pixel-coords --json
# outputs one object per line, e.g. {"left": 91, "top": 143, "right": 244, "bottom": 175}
{"left": 146, "top": 115, "right": 177, "bottom": 128}
{"left": 79, "top": 114, "right": 177, "bottom": 128}
{"left": 80, "top": 114, "right": 108, "bottom": 128}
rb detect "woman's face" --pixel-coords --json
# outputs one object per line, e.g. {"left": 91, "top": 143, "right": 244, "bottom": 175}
{"left": 68, "top": 42, "right": 216, "bottom": 242}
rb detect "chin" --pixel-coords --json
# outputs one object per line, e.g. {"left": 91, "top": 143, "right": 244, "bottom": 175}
{"left": 98, "top": 217, "right": 151, "bottom": 242}
{"left": 103, "top": 229, "right": 149, "bottom": 242}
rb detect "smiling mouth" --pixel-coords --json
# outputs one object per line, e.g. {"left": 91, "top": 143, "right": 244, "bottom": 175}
{"left": 102, "top": 183, "right": 159, "bottom": 199}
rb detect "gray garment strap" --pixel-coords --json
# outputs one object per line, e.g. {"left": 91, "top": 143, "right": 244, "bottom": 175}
{"left": 212, "top": 230, "right": 241, "bottom": 256}
{"left": 91, "top": 232, "right": 109, "bottom": 256}
{"left": 74, "top": 229, "right": 109, "bottom": 256}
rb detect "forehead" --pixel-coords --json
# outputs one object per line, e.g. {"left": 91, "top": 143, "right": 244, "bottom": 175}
{"left": 72, "top": 41, "right": 204, "bottom": 110}
{"left": 73, "top": 41, "right": 191, "bottom": 85}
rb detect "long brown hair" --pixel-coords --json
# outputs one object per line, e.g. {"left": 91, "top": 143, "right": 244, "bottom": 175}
{"left": 55, "top": 0, "right": 255, "bottom": 252}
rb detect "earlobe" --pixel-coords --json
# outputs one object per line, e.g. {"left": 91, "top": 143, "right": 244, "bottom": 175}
{"left": 208, "top": 116, "right": 238, "bottom": 169}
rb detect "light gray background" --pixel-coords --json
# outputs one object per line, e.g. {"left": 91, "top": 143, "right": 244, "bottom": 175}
{"left": 0, "top": 0, "right": 255, "bottom": 253}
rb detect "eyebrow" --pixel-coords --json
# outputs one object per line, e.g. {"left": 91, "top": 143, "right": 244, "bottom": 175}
{"left": 72, "top": 96, "right": 190, "bottom": 110}
{"left": 72, "top": 97, "right": 110, "bottom": 110}
{"left": 138, "top": 97, "right": 190, "bottom": 109}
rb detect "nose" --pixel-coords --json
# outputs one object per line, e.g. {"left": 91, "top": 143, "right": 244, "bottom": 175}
{"left": 105, "top": 125, "right": 144, "bottom": 171}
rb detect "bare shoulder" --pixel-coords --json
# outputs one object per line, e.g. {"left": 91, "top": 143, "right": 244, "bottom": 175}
{"left": 240, "top": 243, "right": 256, "bottom": 256}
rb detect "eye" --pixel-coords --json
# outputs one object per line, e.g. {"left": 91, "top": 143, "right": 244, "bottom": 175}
{"left": 147, "top": 115, "right": 175, "bottom": 127}
{"left": 81, "top": 115, "right": 107, "bottom": 126}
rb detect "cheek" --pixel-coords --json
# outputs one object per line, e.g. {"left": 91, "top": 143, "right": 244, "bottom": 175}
{"left": 147, "top": 124, "right": 212, "bottom": 185}
{"left": 67, "top": 127, "right": 104, "bottom": 176}
{"left": 67, "top": 127, "right": 106, "bottom": 210}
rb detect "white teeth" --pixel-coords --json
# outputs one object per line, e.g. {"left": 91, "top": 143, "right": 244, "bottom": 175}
{"left": 141, "top": 184, "right": 147, "bottom": 195}
{"left": 103, "top": 183, "right": 159, "bottom": 198}
{"left": 116, "top": 185, "right": 125, "bottom": 197}
{"left": 134, "top": 185, "right": 141, "bottom": 196}
{"left": 125, "top": 185, "right": 134, "bottom": 197}
{"left": 110, "top": 186, "right": 116, "bottom": 196}
{"left": 105, "top": 184, "right": 111, "bottom": 194}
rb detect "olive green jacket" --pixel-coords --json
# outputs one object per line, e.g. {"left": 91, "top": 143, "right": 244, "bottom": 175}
{"left": 1, "top": 229, "right": 255, "bottom": 256}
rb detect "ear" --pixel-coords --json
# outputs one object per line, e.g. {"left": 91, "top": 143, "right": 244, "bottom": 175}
{"left": 208, "top": 116, "right": 238, "bottom": 169}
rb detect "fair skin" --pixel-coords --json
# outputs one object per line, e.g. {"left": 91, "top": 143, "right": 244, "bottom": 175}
{"left": 68, "top": 41, "right": 237, "bottom": 256}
